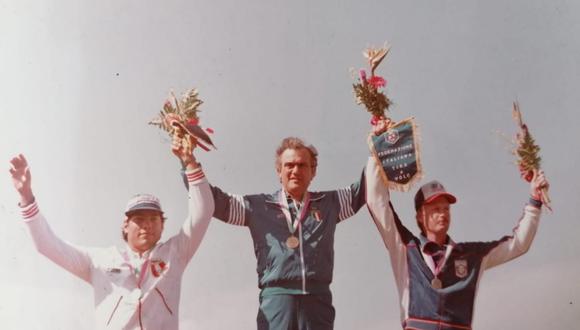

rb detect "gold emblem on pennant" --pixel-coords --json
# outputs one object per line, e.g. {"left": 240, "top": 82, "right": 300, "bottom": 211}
{"left": 385, "top": 129, "right": 400, "bottom": 144}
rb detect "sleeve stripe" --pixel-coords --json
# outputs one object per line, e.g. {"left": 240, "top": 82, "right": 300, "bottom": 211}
{"left": 186, "top": 169, "right": 206, "bottom": 183}
{"left": 21, "top": 202, "right": 39, "bottom": 219}
{"left": 338, "top": 187, "right": 355, "bottom": 222}
{"left": 228, "top": 194, "right": 246, "bottom": 226}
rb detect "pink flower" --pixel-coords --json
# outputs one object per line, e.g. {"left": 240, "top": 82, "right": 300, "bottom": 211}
{"left": 368, "top": 75, "right": 386, "bottom": 88}
{"left": 205, "top": 127, "right": 214, "bottom": 134}
{"left": 519, "top": 164, "right": 533, "bottom": 182}
{"left": 187, "top": 118, "right": 199, "bottom": 126}
{"left": 370, "top": 115, "right": 382, "bottom": 125}
{"left": 359, "top": 69, "right": 367, "bottom": 83}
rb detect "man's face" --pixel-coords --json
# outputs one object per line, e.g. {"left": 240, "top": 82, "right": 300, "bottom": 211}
{"left": 418, "top": 196, "right": 451, "bottom": 238}
{"left": 123, "top": 209, "right": 164, "bottom": 254}
{"left": 277, "top": 148, "right": 316, "bottom": 200}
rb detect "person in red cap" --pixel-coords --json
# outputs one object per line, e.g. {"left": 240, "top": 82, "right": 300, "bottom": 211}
{"left": 8, "top": 133, "right": 214, "bottom": 330}
{"left": 365, "top": 155, "right": 549, "bottom": 330}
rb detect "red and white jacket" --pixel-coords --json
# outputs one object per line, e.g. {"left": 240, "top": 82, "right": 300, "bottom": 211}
{"left": 20, "top": 168, "right": 214, "bottom": 330}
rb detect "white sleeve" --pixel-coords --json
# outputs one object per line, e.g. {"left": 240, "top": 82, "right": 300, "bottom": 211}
{"left": 365, "top": 157, "right": 408, "bottom": 276}
{"left": 22, "top": 202, "right": 92, "bottom": 283}
{"left": 170, "top": 168, "right": 215, "bottom": 265}
{"left": 482, "top": 205, "right": 541, "bottom": 270}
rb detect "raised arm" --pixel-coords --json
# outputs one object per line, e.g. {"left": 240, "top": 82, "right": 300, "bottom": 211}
{"left": 168, "top": 128, "right": 215, "bottom": 263}
{"left": 336, "top": 167, "right": 367, "bottom": 223}
{"left": 210, "top": 184, "right": 250, "bottom": 226}
{"left": 9, "top": 154, "right": 92, "bottom": 283}
{"left": 365, "top": 155, "right": 419, "bottom": 295}
{"left": 365, "top": 157, "right": 412, "bottom": 250}
{"left": 483, "top": 170, "right": 549, "bottom": 270}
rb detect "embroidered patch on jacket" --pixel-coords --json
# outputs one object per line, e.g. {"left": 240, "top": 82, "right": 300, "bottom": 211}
{"left": 311, "top": 209, "right": 322, "bottom": 222}
{"left": 150, "top": 260, "right": 167, "bottom": 277}
{"left": 454, "top": 259, "right": 468, "bottom": 278}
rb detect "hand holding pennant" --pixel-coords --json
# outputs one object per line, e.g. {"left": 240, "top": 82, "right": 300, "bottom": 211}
{"left": 511, "top": 101, "right": 552, "bottom": 210}
{"left": 352, "top": 44, "right": 423, "bottom": 192}
{"left": 149, "top": 88, "right": 216, "bottom": 152}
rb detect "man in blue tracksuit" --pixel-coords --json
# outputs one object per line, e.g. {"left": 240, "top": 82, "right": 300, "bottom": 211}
{"left": 365, "top": 130, "right": 549, "bottom": 329}
{"left": 203, "top": 137, "right": 366, "bottom": 329}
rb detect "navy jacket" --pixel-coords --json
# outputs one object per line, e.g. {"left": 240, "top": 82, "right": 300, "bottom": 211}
{"left": 211, "top": 170, "right": 366, "bottom": 295}
{"left": 366, "top": 158, "right": 542, "bottom": 329}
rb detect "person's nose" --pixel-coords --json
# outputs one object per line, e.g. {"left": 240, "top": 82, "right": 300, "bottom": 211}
{"left": 142, "top": 218, "right": 153, "bottom": 229}
{"left": 290, "top": 165, "right": 299, "bottom": 175}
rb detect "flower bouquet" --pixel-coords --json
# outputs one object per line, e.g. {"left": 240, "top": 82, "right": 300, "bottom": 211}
{"left": 353, "top": 45, "right": 422, "bottom": 192}
{"left": 149, "top": 88, "right": 216, "bottom": 152}
{"left": 511, "top": 101, "right": 551, "bottom": 210}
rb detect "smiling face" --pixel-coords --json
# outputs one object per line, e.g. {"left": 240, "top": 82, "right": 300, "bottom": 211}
{"left": 277, "top": 148, "right": 316, "bottom": 201}
{"left": 123, "top": 209, "right": 164, "bottom": 254}
{"left": 416, "top": 196, "right": 451, "bottom": 243}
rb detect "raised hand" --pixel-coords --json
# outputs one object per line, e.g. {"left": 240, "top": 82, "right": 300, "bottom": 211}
{"left": 171, "top": 126, "right": 199, "bottom": 170}
{"left": 9, "top": 154, "right": 35, "bottom": 206}
{"left": 371, "top": 117, "right": 393, "bottom": 136}
{"left": 530, "top": 169, "right": 550, "bottom": 208}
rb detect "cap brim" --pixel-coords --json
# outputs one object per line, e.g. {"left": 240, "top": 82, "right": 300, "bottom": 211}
{"left": 125, "top": 207, "right": 164, "bottom": 216}
{"left": 424, "top": 192, "right": 457, "bottom": 205}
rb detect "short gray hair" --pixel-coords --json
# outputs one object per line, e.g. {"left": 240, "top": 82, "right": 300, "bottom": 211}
{"left": 274, "top": 137, "right": 318, "bottom": 172}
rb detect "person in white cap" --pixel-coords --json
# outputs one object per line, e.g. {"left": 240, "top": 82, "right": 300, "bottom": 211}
{"left": 365, "top": 148, "right": 549, "bottom": 330}
{"left": 8, "top": 133, "right": 214, "bottom": 330}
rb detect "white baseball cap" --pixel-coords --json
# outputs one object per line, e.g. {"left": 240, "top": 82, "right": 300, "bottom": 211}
{"left": 124, "top": 194, "right": 164, "bottom": 215}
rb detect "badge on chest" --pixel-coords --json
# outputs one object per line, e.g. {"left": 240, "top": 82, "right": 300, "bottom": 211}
{"left": 150, "top": 260, "right": 167, "bottom": 277}
{"left": 454, "top": 259, "right": 468, "bottom": 278}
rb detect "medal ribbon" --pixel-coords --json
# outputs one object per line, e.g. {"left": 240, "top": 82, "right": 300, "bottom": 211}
{"left": 424, "top": 243, "right": 454, "bottom": 279}
{"left": 279, "top": 191, "right": 311, "bottom": 234}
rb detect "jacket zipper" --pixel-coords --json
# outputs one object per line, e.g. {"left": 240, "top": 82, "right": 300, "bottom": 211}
{"left": 106, "top": 296, "right": 123, "bottom": 326}
{"left": 299, "top": 224, "right": 306, "bottom": 293}
{"left": 138, "top": 298, "right": 143, "bottom": 329}
{"left": 155, "top": 287, "right": 174, "bottom": 315}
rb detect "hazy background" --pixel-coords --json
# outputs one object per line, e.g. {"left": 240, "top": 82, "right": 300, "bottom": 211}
{"left": 1, "top": 0, "right": 579, "bottom": 329}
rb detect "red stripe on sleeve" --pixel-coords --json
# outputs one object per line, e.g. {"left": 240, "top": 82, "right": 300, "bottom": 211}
{"left": 21, "top": 202, "right": 39, "bottom": 219}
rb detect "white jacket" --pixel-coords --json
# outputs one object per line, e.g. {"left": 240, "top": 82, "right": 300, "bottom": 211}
{"left": 20, "top": 168, "right": 214, "bottom": 330}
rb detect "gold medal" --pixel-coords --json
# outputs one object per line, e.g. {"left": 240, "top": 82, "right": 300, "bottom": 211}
{"left": 431, "top": 278, "right": 442, "bottom": 289}
{"left": 286, "top": 235, "right": 300, "bottom": 249}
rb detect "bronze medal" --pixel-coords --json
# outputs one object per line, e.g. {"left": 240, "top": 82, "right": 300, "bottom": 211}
{"left": 286, "top": 235, "right": 300, "bottom": 249}
{"left": 431, "top": 278, "right": 442, "bottom": 289}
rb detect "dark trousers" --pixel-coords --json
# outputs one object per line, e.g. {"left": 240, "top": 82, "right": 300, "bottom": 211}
{"left": 257, "top": 293, "right": 335, "bottom": 330}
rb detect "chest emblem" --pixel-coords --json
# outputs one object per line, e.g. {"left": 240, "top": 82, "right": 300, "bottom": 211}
{"left": 454, "top": 259, "right": 468, "bottom": 278}
{"left": 311, "top": 209, "right": 322, "bottom": 222}
{"left": 150, "top": 260, "right": 167, "bottom": 277}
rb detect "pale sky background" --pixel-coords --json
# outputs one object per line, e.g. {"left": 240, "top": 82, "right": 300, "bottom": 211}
{"left": 1, "top": 0, "right": 579, "bottom": 329}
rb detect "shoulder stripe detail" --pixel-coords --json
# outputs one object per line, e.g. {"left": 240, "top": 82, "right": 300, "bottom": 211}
{"left": 228, "top": 194, "right": 246, "bottom": 226}
{"left": 21, "top": 202, "right": 39, "bottom": 219}
{"left": 337, "top": 187, "right": 354, "bottom": 222}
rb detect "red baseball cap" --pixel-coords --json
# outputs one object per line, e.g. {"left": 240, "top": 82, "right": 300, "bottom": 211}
{"left": 414, "top": 180, "right": 457, "bottom": 211}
